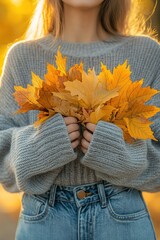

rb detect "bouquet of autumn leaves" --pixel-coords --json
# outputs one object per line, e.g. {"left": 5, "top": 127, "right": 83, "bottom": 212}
{"left": 13, "top": 48, "right": 160, "bottom": 143}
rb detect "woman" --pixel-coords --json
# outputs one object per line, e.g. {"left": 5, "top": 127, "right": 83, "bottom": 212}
{"left": 0, "top": 0, "right": 159, "bottom": 239}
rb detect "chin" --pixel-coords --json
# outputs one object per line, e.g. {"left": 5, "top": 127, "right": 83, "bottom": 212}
{"left": 62, "top": 0, "right": 104, "bottom": 8}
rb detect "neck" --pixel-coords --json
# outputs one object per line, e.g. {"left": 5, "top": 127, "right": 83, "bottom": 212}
{"left": 61, "top": 3, "right": 110, "bottom": 43}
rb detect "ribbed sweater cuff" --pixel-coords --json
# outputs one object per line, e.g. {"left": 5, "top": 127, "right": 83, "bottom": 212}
{"left": 81, "top": 120, "right": 123, "bottom": 169}
{"left": 12, "top": 113, "right": 77, "bottom": 192}
{"left": 80, "top": 120, "right": 146, "bottom": 177}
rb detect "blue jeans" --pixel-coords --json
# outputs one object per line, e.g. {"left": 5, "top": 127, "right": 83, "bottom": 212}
{"left": 15, "top": 181, "right": 157, "bottom": 240}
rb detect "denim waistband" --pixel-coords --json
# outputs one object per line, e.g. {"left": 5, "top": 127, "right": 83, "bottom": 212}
{"left": 34, "top": 181, "right": 128, "bottom": 209}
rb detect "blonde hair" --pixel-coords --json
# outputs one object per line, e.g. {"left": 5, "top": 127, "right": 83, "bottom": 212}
{"left": 25, "top": 0, "right": 158, "bottom": 40}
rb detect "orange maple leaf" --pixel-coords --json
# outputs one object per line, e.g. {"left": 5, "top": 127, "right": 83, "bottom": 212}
{"left": 13, "top": 73, "right": 44, "bottom": 113}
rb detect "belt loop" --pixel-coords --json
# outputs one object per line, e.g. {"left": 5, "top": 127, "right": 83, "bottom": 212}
{"left": 97, "top": 181, "right": 107, "bottom": 208}
{"left": 48, "top": 184, "right": 57, "bottom": 207}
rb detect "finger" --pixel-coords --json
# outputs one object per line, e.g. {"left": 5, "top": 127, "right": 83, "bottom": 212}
{"left": 81, "top": 137, "right": 90, "bottom": 149}
{"left": 81, "top": 146, "right": 87, "bottom": 154}
{"left": 71, "top": 139, "right": 80, "bottom": 149}
{"left": 83, "top": 129, "right": 92, "bottom": 142}
{"left": 85, "top": 122, "right": 96, "bottom": 133}
{"left": 63, "top": 116, "right": 78, "bottom": 125}
{"left": 67, "top": 123, "right": 80, "bottom": 134}
{"left": 70, "top": 130, "right": 80, "bottom": 142}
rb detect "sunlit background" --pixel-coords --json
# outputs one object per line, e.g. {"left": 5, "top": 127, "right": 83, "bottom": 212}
{"left": 0, "top": 0, "right": 160, "bottom": 239}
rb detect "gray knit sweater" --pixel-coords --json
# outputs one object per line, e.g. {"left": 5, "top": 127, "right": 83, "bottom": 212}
{"left": 0, "top": 33, "right": 160, "bottom": 194}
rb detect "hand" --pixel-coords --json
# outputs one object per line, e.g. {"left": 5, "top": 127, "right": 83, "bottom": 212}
{"left": 81, "top": 122, "right": 96, "bottom": 154}
{"left": 63, "top": 116, "right": 80, "bottom": 150}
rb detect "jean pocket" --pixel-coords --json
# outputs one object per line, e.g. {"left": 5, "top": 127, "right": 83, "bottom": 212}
{"left": 20, "top": 193, "right": 49, "bottom": 222}
{"left": 108, "top": 188, "right": 148, "bottom": 222}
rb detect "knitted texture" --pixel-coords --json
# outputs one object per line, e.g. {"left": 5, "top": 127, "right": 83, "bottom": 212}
{"left": 0, "top": 33, "right": 160, "bottom": 194}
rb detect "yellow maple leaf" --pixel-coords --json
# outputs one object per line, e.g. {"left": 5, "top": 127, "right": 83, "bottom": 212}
{"left": 97, "top": 60, "right": 160, "bottom": 142}
{"left": 101, "top": 105, "right": 119, "bottom": 122}
{"left": 82, "top": 105, "right": 106, "bottom": 124}
{"left": 55, "top": 47, "right": 67, "bottom": 75}
{"left": 82, "top": 105, "right": 117, "bottom": 124}
{"left": 99, "top": 60, "right": 132, "bottom": 91}
{"left": 31, "top": 72, "right": 43, "bottom": 89}
{"left": 44, "top": 64, "right": 63, "bottom": 91}
{"left": 114, "top": 119, "right": 135, "bottom": 143}
{"left": 125, "top": 80, "right": 159, "bottom": 106}
{"left": 124, "top": 117, "right": 157, "bottom": 141}
{"left": 112, "top": 60, "right": 132, "bottom": 90}
{"left": 126, "top": 104, "right": 160, "bottom": 119}
{"left": 64, "top": 68, "right": 118, "bottom": 109}
{"left": 98, "top": 63, "right": 113, "bottom": 89}
{"left": 99, "top": 61, "right": 132, "bottom": 109}
{"left": 115, "top": 102, "right": 129, "bottom": 119}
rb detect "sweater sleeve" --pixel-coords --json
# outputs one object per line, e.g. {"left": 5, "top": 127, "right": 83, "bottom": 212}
{"left": 81, "top": 60, "right": 160, "bottom": 193}
{"left": 0, "top": 45, "right": 77, "bottom": 194}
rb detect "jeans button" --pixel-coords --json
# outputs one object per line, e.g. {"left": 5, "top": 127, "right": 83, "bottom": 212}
{"left": 77, "top": 190, "right": 92, "bottom": 199}
{"left": 77, "top": 190, "right": 86, "bottom": 199}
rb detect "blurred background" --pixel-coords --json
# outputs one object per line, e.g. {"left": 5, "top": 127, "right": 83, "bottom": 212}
{"left": 0, "top": 0, "right": 160, "bottom": 239}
